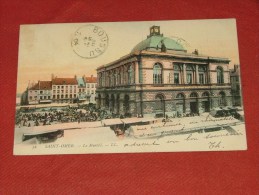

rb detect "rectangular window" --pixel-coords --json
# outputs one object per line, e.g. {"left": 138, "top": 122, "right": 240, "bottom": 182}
{"left": 91, "top": 84, "right": 94, "bottom": 88}
{"left": 187, "top": 73, "right": 192, "bottom": 84}
{"left": 53, "top": 95, "right": 56, "bottom": 99}
{"left": 199, "top": 74, "right": 204, "bottom": 84}
{"left": 174, "top": 73, "right": 179, "bottom": 84}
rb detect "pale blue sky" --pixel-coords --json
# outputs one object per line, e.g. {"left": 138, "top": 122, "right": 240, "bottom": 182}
{"left": 17, "top": 19, "right": 240, "bottom": 93}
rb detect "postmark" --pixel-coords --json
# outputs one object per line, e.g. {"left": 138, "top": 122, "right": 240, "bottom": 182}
{"left": 71, "top": 24, "right": 109, "bottom": 59}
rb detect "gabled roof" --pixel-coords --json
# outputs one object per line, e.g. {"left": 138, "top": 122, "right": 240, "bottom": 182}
{"left": 52, "top": 78, "right": 78, "bottom": 85}
{"left": 28, "top": 81, "right": 52, "bottom": 90}
{"left": 39, "top": 81, "right": 52, "bottom": 90}
{"left": 84, "top": 76, "right": 97, "bottom": 83}
{"left": 29, "top": 83, "right": 39, "bottom": 90}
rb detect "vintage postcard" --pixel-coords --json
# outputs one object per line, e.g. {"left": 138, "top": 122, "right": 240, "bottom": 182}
{"left": 14, "top": 19, "right": 246, "bottom": 155}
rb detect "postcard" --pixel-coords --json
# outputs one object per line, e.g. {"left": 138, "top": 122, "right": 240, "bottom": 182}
{"left": 14, "top": 19, "right": 246, "bottom": 155}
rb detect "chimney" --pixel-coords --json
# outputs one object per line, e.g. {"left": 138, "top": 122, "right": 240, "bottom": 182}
{"left": 234, "top": 65, "right": 238, "bottom": 71}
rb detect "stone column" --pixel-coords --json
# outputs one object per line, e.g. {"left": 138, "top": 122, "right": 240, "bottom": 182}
{"left": 119, "top": 94, "right": 124, "bottom": 114}
{"left": 183, "top": 64, "right": 186, "bottom": 84}
{"left": 195, "top": 65, "right": 199, "bottom": 84}
{"left": 135, "top": 61, "right": 139, "bottom": 84}
{"left": 114, "top": 94, "right": 117, "bottom": 114}
{"left": 125, "top": 65, "right": 129, "bottom": 85}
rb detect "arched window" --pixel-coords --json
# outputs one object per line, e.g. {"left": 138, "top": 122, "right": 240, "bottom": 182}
{"left": 219, "top": 91, "right": 226, "bottom": 106}
{"left": 128, "top": 65, "right": 133, "bottom": 84}
{"left": 155, "top": 94, "right": 165, "bottom": 113}
{"left": 202, "top": 91, "right": 209, "bottom": 97}
{"left": 198, "top": 65, "right": 206, "bottom": 84}
{"left": 217, "top": 67, "right": 224, "bottom": 84}
{"left": 190, "top": 92, "right": 198, "bottom": 98}
{"left": 186, "top": 65, "right": 194, "bottom": 84}
{"left": 153, "top": 63, "right": 163, "bottom": 84}
{"left": 176, "top": 93, "right": 185, "bottom": 99}
{"left": 173, "top": 64, "right": 181, "bottom": 84}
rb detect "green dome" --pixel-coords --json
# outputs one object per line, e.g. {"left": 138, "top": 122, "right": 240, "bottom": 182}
{"left": 131, "top": 35, "right": 186, "bottom": 53}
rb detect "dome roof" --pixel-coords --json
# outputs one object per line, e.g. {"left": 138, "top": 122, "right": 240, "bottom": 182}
{"left": 131, "top": 27, "right": 186, "bottom": 53}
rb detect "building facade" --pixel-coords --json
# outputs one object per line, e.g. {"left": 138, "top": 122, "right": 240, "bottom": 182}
{"left": 96, "top": 26, "right": 233, "bottom": 117}
{"left": 83, "top": 75, "right": 97, "bottom": 104}
{"left": 230, "top": 65, "right": 242, "bottom": 106}
{"left": 77, "top": 77, "right": 87, "bottom": 103}
{"left": 27, "top": 81, "right": 52, "bottom": 104}
{"left": 22, "top": 75, "right": 97, "bottom": 105}
{"left": 51, "top": 77, "right": 78, "bottom": 104}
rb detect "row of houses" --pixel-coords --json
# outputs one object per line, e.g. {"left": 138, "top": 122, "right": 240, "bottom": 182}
{"left": 20, "top": 75, "right": 97, "bottom": 105}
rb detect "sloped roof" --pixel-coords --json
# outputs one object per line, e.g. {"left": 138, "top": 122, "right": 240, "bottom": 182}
{"left": 39, "top": 81, "right": 52, "bottom": 90}
{"left": 84, "top": 76, "right": 97, "bottom": 83}
{"left": 29, "top": 83, "right": 39, "bottom": 90}
{"left": 52, "top": 78, "right": 78, "bottom": 85}
{"left": 28, "top": 81, "right": 52, "bottom": 90}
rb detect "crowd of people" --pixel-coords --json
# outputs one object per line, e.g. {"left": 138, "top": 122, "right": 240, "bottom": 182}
{"left": 15, "top": 105, "right": 112, "bottom": 128}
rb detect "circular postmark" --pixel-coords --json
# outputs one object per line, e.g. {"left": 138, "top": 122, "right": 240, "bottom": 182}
{"left": 71, "top": 24, "right": 109, "bottom": 59}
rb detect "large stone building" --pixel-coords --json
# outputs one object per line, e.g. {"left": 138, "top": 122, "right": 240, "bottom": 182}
{"left": 230, "top": 65, "right": 242, "bottom": 106}
{"left": 98, "top": 26, "right": 233, "bottom": 117}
